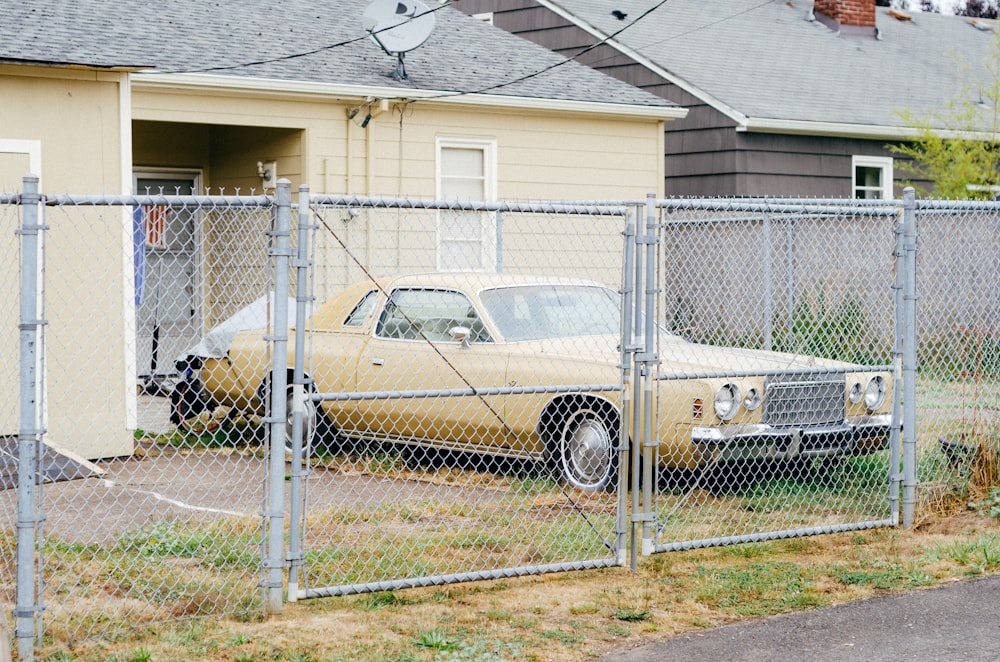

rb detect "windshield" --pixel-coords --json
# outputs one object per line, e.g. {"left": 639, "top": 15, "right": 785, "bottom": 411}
{"left": 480, "top": 284, "right": 621, "bottom": 341}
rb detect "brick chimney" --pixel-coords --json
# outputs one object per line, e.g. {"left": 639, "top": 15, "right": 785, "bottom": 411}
{"left": 813, "top": 0, "right": 878, "bottom": 38}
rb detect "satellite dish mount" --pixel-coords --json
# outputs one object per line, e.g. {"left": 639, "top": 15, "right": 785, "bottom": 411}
{"left": 362, "top": 0, "right": 436, "bottom": 81}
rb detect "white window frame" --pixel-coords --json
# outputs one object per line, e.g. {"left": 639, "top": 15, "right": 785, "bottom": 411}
{"left": 852, "top": 155, "right": 894, "bottom": 200}
{"left": 1, "top": 138, "right": 43, "bottom": 187}
{"left": 436, "top": 137, "right": 498, "bottom": 272}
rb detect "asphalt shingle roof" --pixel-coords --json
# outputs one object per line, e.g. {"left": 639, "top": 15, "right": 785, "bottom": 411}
{"left": 548, "top": 0, "right": 998, "bottom": 131}
{"left": 0, "top": 0, "right": 676, "bottom": 110}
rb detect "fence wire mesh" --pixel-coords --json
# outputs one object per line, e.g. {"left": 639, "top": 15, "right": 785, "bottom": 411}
{"left": 3, "top": 181, "right": 998, "bottom": 660}
{"left": 1, "top": 195, "right": 20, "bottom": 657}
{"left": 649, "top": 201, "right": 901, "bottom": 550}
{"left": 21, "top": 193, "right": 280, "bottom": 653}
{"left": 288, "top": 198, "right": 631, "bottom": 597}
{"left": 912, "top": 201, "right": 1000, "bottom": 524}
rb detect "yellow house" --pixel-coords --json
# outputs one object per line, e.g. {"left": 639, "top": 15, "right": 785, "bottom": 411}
{"left": 0, "top": 0, "right": 685, "bottom": 459}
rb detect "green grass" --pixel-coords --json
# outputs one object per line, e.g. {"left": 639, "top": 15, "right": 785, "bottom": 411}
{"left": 687, "top": 561, "right": 825, "bottom": 617}
{"left": 924, "top": 534, "right": 1000, "bottom": 575}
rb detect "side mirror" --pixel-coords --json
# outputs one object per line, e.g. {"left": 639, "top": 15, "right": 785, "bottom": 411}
{"left": 449, "top": 325, "right": 472, "bottom": 349}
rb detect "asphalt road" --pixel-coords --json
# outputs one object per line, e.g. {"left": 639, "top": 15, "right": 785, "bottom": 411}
{"left": 599, "top": 573, "right": 1000, "bottom": 661}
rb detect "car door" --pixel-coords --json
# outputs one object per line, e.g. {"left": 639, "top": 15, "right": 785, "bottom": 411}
{"left": 353, "top": 287, "right": 516, "bottom": 452}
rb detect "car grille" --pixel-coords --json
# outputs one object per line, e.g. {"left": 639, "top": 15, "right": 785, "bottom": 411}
{"left": 763, "top": 373, "right": 845, "bottom": 427}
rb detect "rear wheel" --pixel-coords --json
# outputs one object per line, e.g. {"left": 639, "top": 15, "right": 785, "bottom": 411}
{"left": 557, "top": 407, "right": 617, "bottom": 491}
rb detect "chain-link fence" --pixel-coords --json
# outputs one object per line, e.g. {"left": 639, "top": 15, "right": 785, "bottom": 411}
{"left": 913, "top": 200, "right": 1000, "bottom": 524}
{"left": 642, "top": 199, "right": 902, "bottom": 553}
{"left": 3, "top": 178, "right": 999, "bottom": 660}
{"left": 1, "top": 180, "right": 286, "bottom": 659}
{"left": 1, "top": 192, "right": 22, "bottom": 659}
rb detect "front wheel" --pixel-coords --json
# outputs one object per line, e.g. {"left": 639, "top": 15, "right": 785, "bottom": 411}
{"left": 557, "top": 407, "right": 617, "bottom": 491}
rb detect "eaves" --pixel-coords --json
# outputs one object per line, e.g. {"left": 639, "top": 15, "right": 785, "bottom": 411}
{"left": 131, "top": 72, "right": 688, "bottom": 121}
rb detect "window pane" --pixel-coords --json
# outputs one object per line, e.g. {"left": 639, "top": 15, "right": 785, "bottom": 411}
{"left": 440, "top": 211, "right": 483, "bottom": 241}
{"left": 439, "top": 241, "right": 482, "bottom": 271}
{"left": 441, "top": 148, "right": 484, "bottom": 178}
{"left": 440, "top": 177, "right": 484, "bottom": 200}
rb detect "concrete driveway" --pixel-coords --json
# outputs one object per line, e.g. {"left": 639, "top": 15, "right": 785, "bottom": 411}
{"left": 600, "top": 573, "right": 1000, "bottom": 661}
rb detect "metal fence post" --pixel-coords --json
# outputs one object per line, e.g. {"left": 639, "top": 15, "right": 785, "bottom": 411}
{"left": 901, "top": 188, "right": 918, "bottom": 527}
{"left": 640, "top": 194, "right": 658, "bottom": 557}
{"left": 16, "top": 174, "right": 43, "bottom": 662}
{"left": 619, "top": 205, "right": 636, "bottom": 569}
{"left": 889, "top": 199, "right": 905, "bottom": 525}
{"left": 264, "top": 180, "right": 293, "bottom": 614}
{"left": 287, "top": 184, "right": 311, "bottom": 602}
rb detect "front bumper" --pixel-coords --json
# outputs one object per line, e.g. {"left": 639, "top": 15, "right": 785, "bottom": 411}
{"left": 691, "top": 414, "right": 893, "bottom": 463}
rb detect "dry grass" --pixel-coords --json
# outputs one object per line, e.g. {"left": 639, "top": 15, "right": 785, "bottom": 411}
{"left": 56, "top": 509, "right": 1000, "bottom": 662}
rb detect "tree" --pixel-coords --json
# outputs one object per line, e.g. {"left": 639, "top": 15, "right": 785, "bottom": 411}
{"left": 957, "top": 1, "right": 999, "bottom": 18}
{"left": 888, "top": 27, "right": 1000, "bottom": 199}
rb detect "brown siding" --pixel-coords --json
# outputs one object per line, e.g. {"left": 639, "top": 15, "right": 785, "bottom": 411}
{"left": 456, "top": 1, "right": 921, "bottom": 198}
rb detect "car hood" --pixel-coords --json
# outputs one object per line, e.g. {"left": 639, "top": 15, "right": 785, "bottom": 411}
{"left": 504, "top": 334, "right": 852, "bottom": 375}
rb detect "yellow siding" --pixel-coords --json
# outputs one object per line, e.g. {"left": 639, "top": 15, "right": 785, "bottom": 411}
{"left": 1, "top": 65, "right": 133, "bottom": 458}
{"left": 132, "top": 87, "right": 665, "bottom": 199}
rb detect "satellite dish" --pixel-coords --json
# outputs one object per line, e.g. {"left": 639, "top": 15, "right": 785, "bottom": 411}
{"left": 362, "top": 0, "right": 436, "bottom": 80}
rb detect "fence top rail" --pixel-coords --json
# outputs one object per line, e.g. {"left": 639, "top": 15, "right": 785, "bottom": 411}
{"left": 915, "top": 198, "right": 1000, "bottom": 212}
{"left": 42, "top": 193, "right": 273, "bottom": 207}
{"left": 657, "top": 198, "right": 901, "bottom": 216}
{"left": 308, "top": 194, "right": 630, "bottom": 216}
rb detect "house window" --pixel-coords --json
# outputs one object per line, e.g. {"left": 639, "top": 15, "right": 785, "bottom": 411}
{"left": 852, "top": 156, "right": 893, "bottom": 200}
{"left": 437, "top": 138, "right": 497, "bottom": 272}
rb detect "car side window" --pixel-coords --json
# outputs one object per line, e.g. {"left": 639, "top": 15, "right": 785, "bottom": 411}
{"left": 376, "top": 288, "right": 492, "bottom": 342}
{"left": 344, "top": 290, "right": 378, "bottom": 327}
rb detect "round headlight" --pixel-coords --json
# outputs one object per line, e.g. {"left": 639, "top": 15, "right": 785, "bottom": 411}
{"left": 849, "top": 381, "right": 864, "bottom": 404}
{"left": 714, "top": 383, "right": 740, "bottom": 421}
{"left": 744, "top": 387, "right": 762, "bottom": 411}
{"left": 864, "top": 376, "right": 886, "bottom": 410}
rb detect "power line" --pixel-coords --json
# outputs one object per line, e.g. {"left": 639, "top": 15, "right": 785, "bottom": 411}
{"left": 158, "top": 0, "right": 458, "bottom": 75}
{"left": 156, "top": 0, "right": 772, "bottom": 102}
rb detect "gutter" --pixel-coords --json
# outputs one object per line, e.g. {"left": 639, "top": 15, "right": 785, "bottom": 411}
{"left": 131, "top": 72, "right": 688, "bottom": 121}
{"left": 739, "top": 117, "right": 1000, "bottom": 141}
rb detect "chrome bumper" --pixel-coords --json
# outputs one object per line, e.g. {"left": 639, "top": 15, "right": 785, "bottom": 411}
{"left": 691, "top": 414, "right": 893, "bottom": 463}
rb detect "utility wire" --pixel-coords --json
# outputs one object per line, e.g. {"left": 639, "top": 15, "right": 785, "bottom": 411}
{"left": 156, "top": 0, "right": 773, "bottom": 102}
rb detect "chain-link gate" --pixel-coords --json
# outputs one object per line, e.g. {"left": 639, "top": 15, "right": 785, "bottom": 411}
{"left": 284, "top": 195, "right": 634, "bottom": 598}
{"left": 632, "top": 197, "right": 905, "bottom": 554}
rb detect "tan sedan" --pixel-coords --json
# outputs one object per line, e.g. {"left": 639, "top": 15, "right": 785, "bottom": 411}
{"left": 197, "top": 273, "right": 893, "bottom": 491}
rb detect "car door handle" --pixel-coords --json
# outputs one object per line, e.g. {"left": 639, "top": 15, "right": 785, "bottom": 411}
{"left": 372, "top": 358, "right": 385, "bottom": 366}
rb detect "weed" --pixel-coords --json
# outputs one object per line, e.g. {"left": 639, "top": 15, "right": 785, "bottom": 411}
{"left": 131, "top": 648, "right": 152, "bottom": 662}
{"left": 970, "top": 487, "right": 1000, "bottom": 519}
{"left": 359, "top": 591, "right": 415, "bottom": 610}
{"left": 614, "top": 607, "right": 651, "bottom": 622}
{"left": 539, "top": 629, "right": 583, "bottom": 645}
{"left": 414, "top": 629, "right": 459, "bottom": 651}
{"left": 925, "top": 534, "right": 1000, "bottom": 574}
{"left": 227, "top": 633, "right": 252, "bottom": 645}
